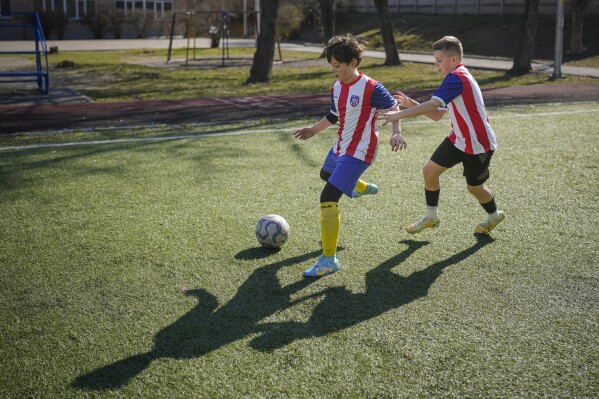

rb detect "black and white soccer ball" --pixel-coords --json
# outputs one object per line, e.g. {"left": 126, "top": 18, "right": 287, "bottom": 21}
{"left": 255, "top": 214, "right": 289, "bottom": 248}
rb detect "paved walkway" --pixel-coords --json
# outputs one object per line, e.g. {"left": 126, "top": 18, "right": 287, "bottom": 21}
{"left": 283, "top": 42, "right": 599, "bottom": 79}
{"left": 1, "top": 38, "right": 598, "bottom": 134}
{"left": 2, "top": 38, "right": 598, "bottom": 78}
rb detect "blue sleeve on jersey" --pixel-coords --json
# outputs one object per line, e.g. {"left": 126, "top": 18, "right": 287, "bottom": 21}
{"left": 432, "top": 73, "right": 463, "bottom": 106}
{"left": 330, "top": 89, "right": 338, "bottom": 115}
{"left": 371, "top": 82, "right": 398, "bottom": 109}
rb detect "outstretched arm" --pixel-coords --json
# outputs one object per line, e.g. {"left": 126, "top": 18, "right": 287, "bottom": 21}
{"left": 378, "top": 96, "right": 445, "bottom": 126}
{"left": 294, "top": 115, "right": 334, "bottom": 140}
{"left": 394, "top": 92, "right": 446, "bottom": 121}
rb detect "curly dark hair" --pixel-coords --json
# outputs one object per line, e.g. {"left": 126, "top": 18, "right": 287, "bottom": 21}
{"left": 325, "top": 34, "right": 367, "bottom": 65}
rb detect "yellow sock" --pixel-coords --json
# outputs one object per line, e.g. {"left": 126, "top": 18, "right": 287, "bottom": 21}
{"left": 354, "top": 179, "right": 368, "bottom": 193}
{"left": 320, "top": 202, "right": 340, "bottom": 257}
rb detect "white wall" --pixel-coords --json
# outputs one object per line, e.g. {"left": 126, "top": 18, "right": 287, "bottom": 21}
{"left": 343, "top": 0, "right": 594, "bottom": 16}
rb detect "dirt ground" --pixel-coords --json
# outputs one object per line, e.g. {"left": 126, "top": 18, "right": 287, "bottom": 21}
{"left": 2, "top": 82, "right": 598, "bottom": 135}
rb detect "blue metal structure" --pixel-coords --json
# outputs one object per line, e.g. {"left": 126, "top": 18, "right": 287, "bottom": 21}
{"left": 0, "top": 12, "right": 50, "bottom": 94}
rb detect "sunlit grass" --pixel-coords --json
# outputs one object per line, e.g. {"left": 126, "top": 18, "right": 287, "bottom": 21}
{"left": 0, "top": 102, "right": 597, "bottom": 397}
{"left": 37, "top": 47, "right": 597, "bottom": 102}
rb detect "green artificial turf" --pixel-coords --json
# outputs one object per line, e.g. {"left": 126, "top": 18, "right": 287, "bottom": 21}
{"left": 0, "top": 102, "right": 597, "bottom": 398}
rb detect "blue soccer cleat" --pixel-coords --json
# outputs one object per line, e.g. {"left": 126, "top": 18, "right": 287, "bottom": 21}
{"left": 353, "top": 183, "right": 379, "bottom": 199}
{"left": 303, "top": 255, "right": 340, "bottom": 277}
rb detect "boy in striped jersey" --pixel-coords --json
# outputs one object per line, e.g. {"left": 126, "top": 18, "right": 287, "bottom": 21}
{"left": 378, "top": 36, "right": 505, "bottom": 235}
{"left": 294, "top": 34, "right": 406, "bottom": 277}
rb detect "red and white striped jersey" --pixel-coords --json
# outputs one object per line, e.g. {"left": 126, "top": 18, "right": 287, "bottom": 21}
{"left": 330, "top": 73, "right": 397, "bottom": 164}
{"left": 432, "top": 64, "right": 498, "bottom": 155}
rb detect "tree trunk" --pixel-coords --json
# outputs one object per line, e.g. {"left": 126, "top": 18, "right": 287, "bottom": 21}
{"left": 373, "top": 0, "right": 400, "bottom": 66}
{"left": 319, "top": 0, "right": 336, "bottom": 58}
{"left": 509, "top": 0, "right": 541, "bottom": 75}
{"left": 568, "top": 0, "right": 590, "bottom": 55}
{"left": 245, "top": 0, "right": 280, "bottom": 84}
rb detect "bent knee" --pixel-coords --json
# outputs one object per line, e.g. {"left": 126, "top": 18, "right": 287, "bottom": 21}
{"left": 466, "top": 184, "right": 483, "bottom": 194}
{"left": 422, "top": 164, "right": 438, "bottom": 179}
{"left": 422, "top": 161, "right": 446, "bottom": 180}
{"left": 320, "top": 169, "right": 331, "bottom": 182}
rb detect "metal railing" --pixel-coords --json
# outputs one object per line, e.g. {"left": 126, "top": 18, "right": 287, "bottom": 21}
{"left": 0, "top": 12, "right": 50, "bottom": 94}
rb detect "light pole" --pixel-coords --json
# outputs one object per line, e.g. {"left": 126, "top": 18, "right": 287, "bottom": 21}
{"left": 551, "top": 0, "right": 565, "bottom": 80}
{"left": 243, "top": 0, "right": 260, "bottom": 37}
{"left": 243, "top": 0, "right": 247, "bottom": 36}
{"left": 255, "top": 0, "right": 260, "bottom": 35}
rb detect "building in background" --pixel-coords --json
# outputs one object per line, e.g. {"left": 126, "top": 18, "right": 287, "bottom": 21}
{"left": 346, "top": 0, "right": 597, "bottom": 15}
{"left": 1, "top": 0, "right": 252, "bottom": 39}
{"left": 3, "top": 1, "right": 251, "bottom": 18}
{"left": 1, "top": 0, "right": 598, "bottom": 39}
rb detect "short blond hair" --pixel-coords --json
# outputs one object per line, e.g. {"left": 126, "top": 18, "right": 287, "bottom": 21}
{"left": 432, "top": 36, "right": 463, "bottom": 59}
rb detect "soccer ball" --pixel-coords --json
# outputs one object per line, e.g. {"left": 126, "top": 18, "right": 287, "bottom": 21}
{"left": 255, "top": 214, "right": 289, "bottom": 249}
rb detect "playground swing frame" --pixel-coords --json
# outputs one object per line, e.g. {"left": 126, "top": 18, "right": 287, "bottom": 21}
{"left": 0, "top": 12, "right": 50, "bottom": 94}
{"left": 166, "top": 10, "right": 259, "bottom": 67}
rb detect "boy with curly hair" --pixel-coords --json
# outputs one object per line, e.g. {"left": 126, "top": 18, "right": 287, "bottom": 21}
{"left": 294, "top": 34, "right": 406, "bottom": 277}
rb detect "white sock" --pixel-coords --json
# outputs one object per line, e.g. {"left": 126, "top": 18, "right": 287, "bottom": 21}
{"left": 488, "top": 210, "right": 500, "bottom": 221}
{"left": 425, "top": 205, "right": 438, "bottom": 219}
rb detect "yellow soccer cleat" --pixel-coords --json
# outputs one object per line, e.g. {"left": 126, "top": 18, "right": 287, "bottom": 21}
{"left": 475, "top": 211, "right": 506, "bottom": 234}
{"left": 406, "top": 216, "right": 441, "bottom": 234}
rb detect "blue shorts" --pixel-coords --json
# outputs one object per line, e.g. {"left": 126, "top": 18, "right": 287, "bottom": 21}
{"left": 322, "top": 149, "right": 370, "bottom": 198}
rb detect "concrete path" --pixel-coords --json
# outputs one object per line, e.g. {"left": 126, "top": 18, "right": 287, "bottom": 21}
{"left": 1, "top": 38, "right": 598, "bottom": 78}
{"left": 282, "top": 42, "right": 599, "bottom": 79}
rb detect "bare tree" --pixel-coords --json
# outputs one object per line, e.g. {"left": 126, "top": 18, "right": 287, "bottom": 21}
{"left": 373, "top": 0, "right": 400, "bottom": 66}
{"left": 568, "top": 0, "right": 591, "bottom": 55}
{"left": 246, "top": 0, "right": 280, "bottom": 84}
{"left": 277, "top": 2, "right": 303, "bottom": 39}
{"left": 106, "top": 5, "right": 126, "bottom": 39}
{"left": 81, "top": 8, "right": 111, "bottom": 39}
{"left": 318, "top": 0, "right": 336, "bottom": 57}
{"left": 277, "top": 2, "right": 304, "bottom": 60}
{"left": 186, "top": 0, "right": 245, "bottom": 10}
{"left": 38, "top": 10, "right": 69, "bottom": 39}
{"left": 509, "top": 0, "right": 541, "bottom": 75}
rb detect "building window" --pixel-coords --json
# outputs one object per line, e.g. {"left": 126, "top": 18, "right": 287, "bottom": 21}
{"left": 36, "top": 0, "right": 61, "bottom": 12}
{"left": 33, "top": 0, "right": 95, "bottom": 18}
{"left": 1, "top": 0, "right": 12, "bottom": 15}
{"left": 116, "top": 0, "right": 172, "bottom": 19}
{"left": 66, "top": 0, "right": 76, "bottom": 18}
{"left": 77, "top": 0, "right": 96, "bottom": 18}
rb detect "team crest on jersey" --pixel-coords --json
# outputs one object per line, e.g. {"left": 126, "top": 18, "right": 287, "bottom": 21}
{"left": 350, "top": 95, "right": 360, "bottom": 107}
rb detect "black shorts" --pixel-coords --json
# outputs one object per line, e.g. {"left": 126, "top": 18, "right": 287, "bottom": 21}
{"left": 430, "top": 137, "right": 494, "bottom": 186}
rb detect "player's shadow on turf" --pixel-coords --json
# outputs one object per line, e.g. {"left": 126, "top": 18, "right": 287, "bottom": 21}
{"left": 72, "top": 235, "right": 493, "bottom": 391}
{"left": 249, "top": 234, "right": 495, "bottom": 351}
{"left": 71, "top": 249, "right": 322, "bottom": 391}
